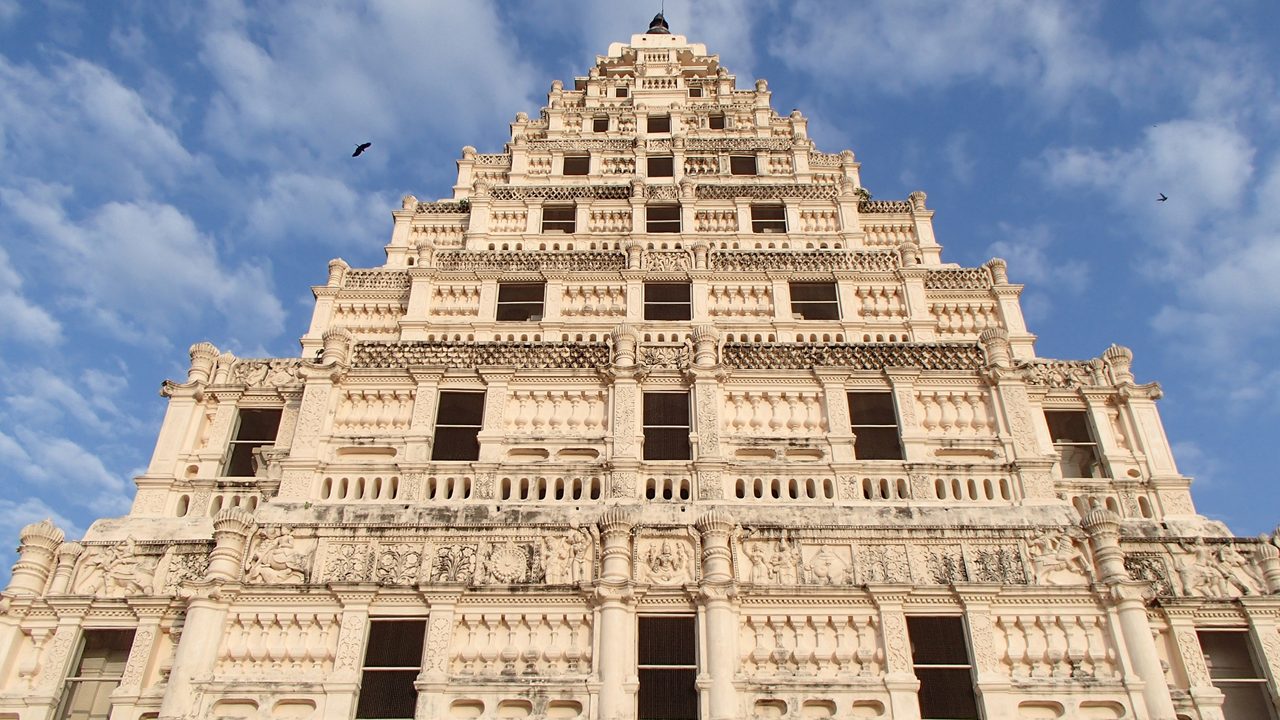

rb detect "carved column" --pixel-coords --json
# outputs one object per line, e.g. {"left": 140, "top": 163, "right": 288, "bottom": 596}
{"left": 609, "top": 325, "right": 642, "bottom": 499}
{"left": 956, "top": 589, "right": 1012, "bottom": 719}
{"left": 326, "top": 587, "right": 376, "bottom": 720}
{"left": 1241, "top": 598, "right": 1280, "bottom": 718}
{"left": 112, "top": 599, "right": 171, "bottom": 715}
{"left": 870, "top": 588, "right": 922, "bottom": 720}
{"left": 1256, "top": 543, "right": 1280, "bottom": 594}
{"left": 885, "top": 368, "right": 923, "bottom": 462}
{"left": 208, "top": 508, "right": 255, "bottom": 582}
{"left": 6, "top": 519, "right": 63, "bottom": 596}
{"left": 404, "top": 368, "right": 445, "bottom": 470}
{"left": 898, "top": 265, "right": 935, "bottom": 342}
{"left": 695, "top": 510, "right": 739, "bottom": 720}
{"left": 1082, "top": 509, "right": 1178, "bottom": 720}
{"left": 1165, "top": 608, "right": 1226, "bottom": 720}
{"left": 595, "top": 509, "right": 637, "bottom": 720}
{"left": 689, "top": 326, "right": 725, "bottom": 500}
{"left": 157, "top": 585, "right": 237, "bottom": 720}
{"left": 813, "top": 370, "right": 853, "bottom": 463}
{"left": 477, "top": 370, "right": 514, "bottom": 463}
{"left": 979, "top": 334, "right": 1057, "bottom": 502}
{"left": 47, "top": 541, "right": 83, "bottom": 594}
{"left": 30, "top": 604, "right": 86, "bottom": 716}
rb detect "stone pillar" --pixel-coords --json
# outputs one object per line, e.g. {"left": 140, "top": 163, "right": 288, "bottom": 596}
{"left": 6, "top": 519, "right": 63, "bottom": 596}
{"left": 908, "top": 191, "right": 941, "bottom": 265}
{"left": 208, "top": 508, "right": 255, "bottom": 582}
{"left": 321, "top": 326, "right": 353, "bottom": 366}
{"left": 695, "top": 510, "right": 739, "bottom": 720}
{"left": 957, "top": 590, "right": 1012, "bottom": 720}
{"left": 417, "top": 591, "right": 462, "bottom": 720}
{"left": 47, "top": 541, "right": 83, "bottom": 594}
{"left": 327, "top": 587, "right": 376, "bottom": 720}
{"left": 1082, "top": 509, "right": 1178, "bottom": 720}
{"left": 595, "top": 509, "right": 637, "bottom": 720}
{"left": 609, "top": 325, "right": 642, "bottom": 493}
{"left": 1241, "top": 598, "right": 1280, "bottom": 717}
{"left": 870, "top": 589, "right": 922, "bottom": 720}
{"left": 31, "top": 605, "right": 86, "bottom": 715}
{"left": 885, "top": 369, "right": 923, "bottom": 462}
{"left": 1166, "top": 608, "right": 1226, "bottom": 720}
{"left": 898, "top": 265, "right": 934, "bottom": 342}
{"left": 477, "top": 370, "right": 514, "bottom": 463}
{"left": 158, "top": 585, "right": 236, "bottom": 719}
{"left": 1256, "top": 543, "right": 1280, "bottom": 594}
{"left": 112, "top": 599, "right": 170, "bottom": 715}
{"left": 814, "top": 370, "right": 854, "bottom": 463}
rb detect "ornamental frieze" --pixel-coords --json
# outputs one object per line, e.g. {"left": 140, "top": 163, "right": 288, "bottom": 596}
{"left": 435, "top": 250, "right": 626, "bottom": 272}
{"left": 490, "top": 185, "right": 632, "bottom": 201}
{"left": 709, "top": 249, "right": 898, "bottom": 272}
{"left": 352, "top": 341, "right": 610, "bottom": 369}
{"left": 695, "top": 183, "right": 837, "bottom": 201}
{"left": 341, "top": 270, "right": 412, "bottom": 291}
{"left": 721, "top": 342, "right": 985, "bottom": 371}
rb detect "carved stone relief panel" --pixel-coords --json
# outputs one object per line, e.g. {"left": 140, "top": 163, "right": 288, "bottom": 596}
{"left": 857, "top": 544, "right": 911, "bottom": 584}
{"left": 636, "top": 536, "right": 697, "bottom": 585}
{"left": 244, "top": 526, "right": 314, "bottom": 585}
{"left": 72, "top": 539, "right": 163, "bottom": 597}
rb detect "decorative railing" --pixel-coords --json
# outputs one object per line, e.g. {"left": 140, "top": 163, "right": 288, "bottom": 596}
{"left": 435, "top": 251, "right": 626, "bottom": 272}
{"left": 352, "top": 341, "right": 610, "bottom": 369}
{"left": 722, "top": 342, "right": 984, "bottom": 371}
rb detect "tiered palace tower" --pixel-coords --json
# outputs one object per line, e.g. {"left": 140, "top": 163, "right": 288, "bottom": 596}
{"left": 3, "top": 17, "right": 1279, "bottom": 720}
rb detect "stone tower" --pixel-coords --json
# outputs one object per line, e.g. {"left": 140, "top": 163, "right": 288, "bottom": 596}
{"left": 2, "top": 20, "right": 1278, "bottom": 720}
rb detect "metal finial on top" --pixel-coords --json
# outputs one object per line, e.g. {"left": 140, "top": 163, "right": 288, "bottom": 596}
{"left": 647, "top": 12, "right": 670, "bottom": 34}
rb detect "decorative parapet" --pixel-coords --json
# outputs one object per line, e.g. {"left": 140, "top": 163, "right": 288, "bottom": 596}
{"left": 694, "top": 183, "right": 837, "bottom": 201}
{"left": 924, "top": 268, "right": 993, "bottom": 290}
{"left": 416, "top": 200, "right": 471, "bottom": 214}
{"left": 808, "top": 151, "right": 845, "bottom": 168}
{"left": 341, "top": 270, "right": 412, "bottom": 292}
{"left": 1019, "top": 359, "right": 1103, "bottom": 388}
{"left": 436, "top": 251, "right": 626, "bottom": 272}
{"left": 709, "top": 250, "right": 898, "bottom": 273}
{"left": 721, "top": 342, "right": 984, "bottom": 371}
{"left": 352, "top": 341, "right": 610, "bottom": 369}
{"left": 473, "top": 153, "right": 511, "bottom": 166}
{"left": 491, "top": 185, "right": 632, "bottom": 201}
{"left": 858, "top": 200, "right": 913, "bottom": 213}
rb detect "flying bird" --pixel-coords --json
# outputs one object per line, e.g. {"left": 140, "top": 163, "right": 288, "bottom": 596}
{"left": 352, "top": 142, "right": 372, "bottom": 157}
{"left": 1157, "top": 193, "right": 1168, "bottom": 202}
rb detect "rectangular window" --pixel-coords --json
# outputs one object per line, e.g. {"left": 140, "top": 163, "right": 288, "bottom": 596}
{"left": 687, "top": 87, "right": 703, "bottom": 98}
{"left": 616, "top": 87, "right": 629, "bottom": 98}
{"left": 563, "top": 155, "right": 590, "bottom": 176}
{"left": 56, "top": 629, "right": 135, "bottom": 720}
{"left": 225, "top": 408, "right": 283, "bottom": 477}
{"left": 638, "top": 616, "right": 698, "bottom": 720}
{"left": 355, "top": 619, "right": 427, "bottom": 720}
{"left": 729, "top": 155, "right": 758, "bottom": 176}
{"left": 751, "top": 204, "right": 787, "bottom": 233}
{"left": 496, "top": 282, "right": 545, "bottom": 321}
{"left": 1198, "top": 630, "right": 1277, "bottom": 720}
{"left": 643, "top": 393, "right": 691, "bottom": 461}
{"left": 431, "top": 392, "right": 484, "bottom": 461}
{"left": 593, "top": 116, "right": 609, "bottom": 132}
{"left": 848, "top": 392, "right": 903, "bottom": 460}
{"left": 907, "top": 617, "right": 979, "bottom": 720}
{"left": 541, "top": 205, "right": 576, "bottom": 233}
{"left": 644, "top": 283, "right": 691, "bottom": 321}
{"left": 646, "top": 204, "right": 681, "bottom": 233}
{"left": 648, "top": 115, "right": 671, "bottom": 134}
{"left": 648, "top": 155, "right": 674, "bottom": 178}
{"left": 1045, "top": 410, "right": 1107, "bottom": 478}
{"left": 790, "top": 282, "right": 839, "bottom": 320}
{"left": 708, "top": 113, "right": 726, "bottom": 130}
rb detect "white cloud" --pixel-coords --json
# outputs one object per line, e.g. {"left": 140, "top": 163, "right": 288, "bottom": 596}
{"left": 0, "top": 185, "right": 287, "bottom": 348}
{"left": 943, "top": 133, "right": 975, "bottom": 184}
{"left": 0, "top": 246, "right": 62, "bottom": 345}
{"left": 985, "top": 223, "right": 1088, "bottom": 294}
{"left": 3, "top": 367, "right": 140, "bottom": 436}
{"left": 0, "top": 0, "right": 20, "bottom": 25}
{"left": 0, "top": 428, "right": 131, "bottom": 516}
{"left": 245, "top": 172, "right": 386, "bottom": 247}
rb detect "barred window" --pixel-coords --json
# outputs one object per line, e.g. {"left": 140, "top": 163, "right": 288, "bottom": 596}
{"left": 790, "top": 282, "right": 839, "bottom": 320}
{"left": 644, "top": 283, "right": 691, "bottom": 321}
{"left": 848, "top": 392, "right": 903, "bottom": 460}
{"left": 355, "top": 619, "right": 427, "bottom": 719}
{"left": 431, "top": 392, "right": 484, "bottom": 461}
{"left": 648, "top": 155, "right": 674, "bottom": 178}
{"left": 225, "top": 408, "right": 282, "bottom": 477}
{"left": 563, "top": 155, "right": 590, "bottom": 176}
{"left": 730, "top": 155, "right": 758, "bottom": 176}
{"left": 638, "top": 616, "right": 697, "bottom": 720}
{"left": 1198, "top": 630, "right": 1276, "bottom": 720}
{"left": 708, "top": 113, "right": 726, "bottom": 130}
{"left": 643, "top": 393, "right": 691, "bottom": 461}
{"left": 593, "top": 116, "right": 609, "bottom": 132}
{"left": 541, "top": 205, "right": 576, "bottom": 233}
{"left": 907, "top": 617, "right": 979, "bottom": 720}
{"left": 646, "top": 204, "right": 681, "bottom": 233}
{"left": 1045, "top": 410, "right": 1107, "bottom": 478}
{"left": 751, "top": 204, "right": 786, "bottom": 233}
{"left": 648, "top": 115, "right": 671, "bottom": 133}
{"left": 55, "top": 630, "right": 135, "bottom": 720}
{"left": 496, "top": 283, "right": 545, "bottom": 321}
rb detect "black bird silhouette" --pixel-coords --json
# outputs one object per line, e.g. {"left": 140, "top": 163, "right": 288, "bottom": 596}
{"left": 1157, "top": 193, "right": 1168, "bottom": 202}
{"left": 352, "top": 142, "right": 372, "bottom": 157}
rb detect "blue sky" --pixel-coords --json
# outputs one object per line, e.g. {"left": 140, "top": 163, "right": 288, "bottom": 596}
{"left": 1, "top": 1, "right": 1278, "bottom": 574}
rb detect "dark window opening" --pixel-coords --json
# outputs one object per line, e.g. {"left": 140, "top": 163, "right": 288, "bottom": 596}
{"left": 907, "top": 617, "right": 979, "bottom": 720}
{"left": 355, "top": 619, "right": 427, "bottom": 719}
{"left": 432, "top": 392, "right": 484, "bottom": 461}
{"left": 729, "top": 155, "right": 758, "bottom": 176}
{"left": 496, "top": 282, "right": 545, "bottom": 321}
{"left": 644, "top": 282, "right": 691, "bottom": 321}
{"left": 708, "top": 113, "right": 726, "bottom": 130}
{"left": 687, "top": 87, "right": 702, "bottom": 98}
{"left": 593, "top": 116, "right": 609, "bottom": 132}
{"left": 648, "top": 155, "right": 674, "bottom": 178}
{"left": 616, "top": 87, "right": 629, "bottom": 98}
{"left": 1045, "top": 410, "right": 1107, "bottom": 478}
{"left": 56, "top": 629, "right": 135, "bottom": 720}
{"left": 563, "top": 155, "right": 590, "bottom": 176}
{"left": 648, "top": 115, "right": 671, "bottom": 134}
{"left": 638, "top": 616, "right": 697, "bottom": 720}
{"left": 646, "top": 204, "right": 681, "bottom": 233}
{"left": 1199, "top": 630, "right": 1277, "bottom": 720}
{"left": 225, "top": 408, "right": 282, "bottom": 477}
{"left": 541, "top": 205, "right": 576, "bottom": 233}
{"left": 751, "top": 204, "right": 787, "bottom": 233}
{"left": 643, "top": 393, "right": 691, "bottom": 461}
{"left": 848, "top": 392, "right": 903, "bottom": 460}
{"left": 790, "top": 282, "right": 839, "bottom": 320}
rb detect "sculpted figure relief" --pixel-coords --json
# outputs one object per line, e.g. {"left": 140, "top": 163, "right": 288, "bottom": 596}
{"left": 744, "top": 539, "right": 799, "bottom": 586}
{"left": 803, "top": 546, "right": 850, "bottom": 585}
{"left": 1174, "top": 538, "right": 1259, "bottom": 598}
{"left": 543, "top": 530, "right": 590, "bottom": 585}
{"left": 640, "top": 540, "right": 693, "bottom": 584}
{"left": 74, "top": 538, "right": 158, "bottom": 596}
{"left": 1027, "top": 529, "right": 1092, "bottom": 585}
{"left": 246, "top": 527, "right": 310, "bottom": 584}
